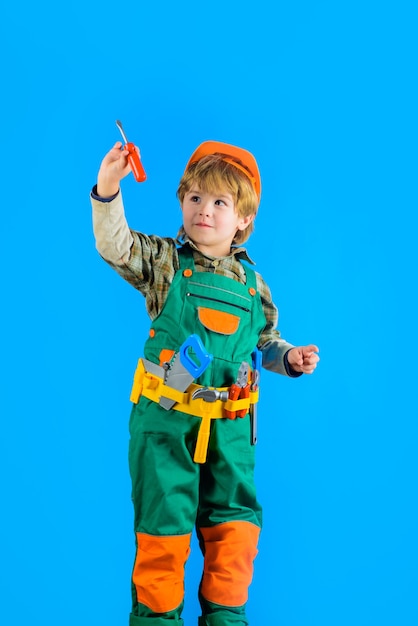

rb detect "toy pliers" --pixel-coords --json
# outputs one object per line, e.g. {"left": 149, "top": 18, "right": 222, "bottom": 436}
{"left": 225, "top": 361, "right": 250, "bottom": 419}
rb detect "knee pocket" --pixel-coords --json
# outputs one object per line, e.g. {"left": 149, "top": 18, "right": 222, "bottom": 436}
{"left": 199, "top": 521, "right": 260, "bottom": 607}
{"left": 133, "top": 532, "right": 191, "bottom": 613}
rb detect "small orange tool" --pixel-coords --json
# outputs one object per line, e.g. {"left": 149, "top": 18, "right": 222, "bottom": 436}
{"left": 225, "top": 362, "right": 250, "bottom": 419}
{"left": 115, "top": 120, "right": 147, "bottom": 182}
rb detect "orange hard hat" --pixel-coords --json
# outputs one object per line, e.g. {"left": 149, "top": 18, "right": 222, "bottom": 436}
{"left": 184, "top": 140, "right": 261, "bottom": 200}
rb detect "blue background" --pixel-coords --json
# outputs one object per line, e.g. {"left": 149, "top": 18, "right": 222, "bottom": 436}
{"left": 1, "top": 1, "right": 417, "bottom": 625}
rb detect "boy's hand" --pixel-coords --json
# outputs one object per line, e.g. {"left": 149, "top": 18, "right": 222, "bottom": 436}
{"left": 97, "top": 142, "right": 139, "bottom": 198}
{"left": 287, "top": 345, "right": 320, "bottom": 374}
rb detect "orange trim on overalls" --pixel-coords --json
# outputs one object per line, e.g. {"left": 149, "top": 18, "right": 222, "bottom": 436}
{"left": 199, "top": 521, "right": 260, "bottom": 607}
{"left": 133, "top": 532, "right": 191, "bottom": 613}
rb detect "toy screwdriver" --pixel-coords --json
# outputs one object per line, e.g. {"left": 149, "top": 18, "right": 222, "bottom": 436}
{"left": 115, "top": 120, "right": 147, "bottom": 182}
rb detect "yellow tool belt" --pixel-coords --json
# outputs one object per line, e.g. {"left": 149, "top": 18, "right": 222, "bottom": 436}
{"left": 130, "top": 358, "right": 259, "bottom": 463}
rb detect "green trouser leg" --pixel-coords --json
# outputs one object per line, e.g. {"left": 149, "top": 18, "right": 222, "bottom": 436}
{"left": 130, "top": 601, "right": 184, "bottom": 625}
{"left": 198, "top": 597, "right": 249, "bottom": 626}
{"left": 129, "top": 399, "right": 199, "bottom": 622}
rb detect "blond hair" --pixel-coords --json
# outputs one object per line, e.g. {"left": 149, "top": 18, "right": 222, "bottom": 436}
{"left": 176, "top": 154, "right": 259, "bottom": 245}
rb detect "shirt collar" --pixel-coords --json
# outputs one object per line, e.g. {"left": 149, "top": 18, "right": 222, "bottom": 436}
{"left": 177, "top": 236, "right": 256, "bottom": 265}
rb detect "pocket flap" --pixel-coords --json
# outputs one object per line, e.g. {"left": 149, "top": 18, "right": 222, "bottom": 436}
{"left": 198, "top": 307, "right": 240, "bottom": 335}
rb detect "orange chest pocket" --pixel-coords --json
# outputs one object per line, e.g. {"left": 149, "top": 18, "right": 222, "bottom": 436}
{"left": 198, "top": 306, "right": 240, "bottom": 335}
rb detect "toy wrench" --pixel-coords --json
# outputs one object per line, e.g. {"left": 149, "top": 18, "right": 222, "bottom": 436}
{"left": 224, "top": 361, "right": 250, "bottom": 419}
{"left": 159, "top": 334, "right": 213, "bottom": 410}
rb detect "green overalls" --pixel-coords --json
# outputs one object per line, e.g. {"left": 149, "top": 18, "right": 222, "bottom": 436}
{"left": 128, "top": 246, "right": 266, "bottom": 626}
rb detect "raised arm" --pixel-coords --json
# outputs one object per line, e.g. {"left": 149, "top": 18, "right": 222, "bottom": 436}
{"left": 91, "top": 142, "right": 137, "bottom": 264}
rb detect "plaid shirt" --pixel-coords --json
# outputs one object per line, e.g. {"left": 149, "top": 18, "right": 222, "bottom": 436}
{"left": 92, "top": 190, "right": 295, "bottom": 375}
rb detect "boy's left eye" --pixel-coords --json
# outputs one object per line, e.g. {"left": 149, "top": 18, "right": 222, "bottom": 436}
{"left": 215, "top": 199, "right": 226, "bottom": 206}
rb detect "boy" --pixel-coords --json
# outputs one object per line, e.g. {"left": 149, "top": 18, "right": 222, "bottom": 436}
{"left": 91, "top": 139, "right": 319, "bottom": 626}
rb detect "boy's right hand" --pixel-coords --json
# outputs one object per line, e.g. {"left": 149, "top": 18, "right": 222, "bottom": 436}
{"left": 97, "top": 142, "right": 138, "bottom": 198}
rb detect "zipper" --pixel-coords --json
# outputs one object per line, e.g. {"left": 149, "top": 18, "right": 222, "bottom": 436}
{"left": 187, "top": 281, "right": 252, "bottom": 305}
{"left": 186, "top": 291, "right": 250, "bottom": 313}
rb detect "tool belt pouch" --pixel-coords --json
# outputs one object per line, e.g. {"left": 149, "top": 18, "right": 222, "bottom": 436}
{"left": 130, "top": 358, "right": 145, "bottom": 404}
{"left": 222, "top": 392, "right": 259, "bottom": 418}
{"left": 130, "top": 359, "right": 188, "bottom": 407}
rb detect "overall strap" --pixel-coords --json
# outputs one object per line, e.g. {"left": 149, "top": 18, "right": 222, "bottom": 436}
{"left": 178, "top": 245, "right": 195, "bottom": 271}
{"left": 239, "top": 260, "right": 257, "bottom": 291}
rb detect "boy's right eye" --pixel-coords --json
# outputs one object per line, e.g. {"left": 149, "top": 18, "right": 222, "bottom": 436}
{"left": 190, "top": 195, "right": 200, "bottom": 202}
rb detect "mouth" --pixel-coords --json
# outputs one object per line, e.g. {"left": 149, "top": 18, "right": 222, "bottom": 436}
{"left": 194, "top": 222, "right": 212, "bottom": 228}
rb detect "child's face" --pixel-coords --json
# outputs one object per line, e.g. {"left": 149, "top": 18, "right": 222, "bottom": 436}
{"left": 181, "top": 187, "right": 253, "bottom": 257}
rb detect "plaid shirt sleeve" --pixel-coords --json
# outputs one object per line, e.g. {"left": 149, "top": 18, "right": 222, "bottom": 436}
{"left": 255, "top": 272, "right": 296, "bottom": 376}
{"left": 104, "top": 231, "right": 180, "bottom": 320}
{"left": 92, "top": 190, "right": 180, "bottom": 319}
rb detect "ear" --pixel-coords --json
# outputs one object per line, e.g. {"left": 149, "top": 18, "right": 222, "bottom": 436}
{"left": 237, "top": 214, "right": 254, "bottom": 231}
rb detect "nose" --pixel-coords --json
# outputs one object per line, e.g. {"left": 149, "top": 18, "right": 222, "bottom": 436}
{"left": 199, "top": 199, "right": 212, "bottom": 216}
